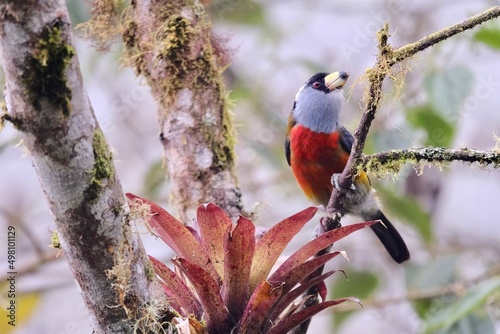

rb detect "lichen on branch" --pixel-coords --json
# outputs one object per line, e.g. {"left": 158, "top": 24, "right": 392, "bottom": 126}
{"left": 363, "top": 147, "right": 500, "bottom": 177}
{"left": 124, "top": 0, "right": 243, "bottom": 221}
{"left": 326, "top": 5, "right": 500, "bottom": 224}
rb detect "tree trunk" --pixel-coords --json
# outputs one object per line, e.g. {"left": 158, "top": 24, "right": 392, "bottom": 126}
{"left": 0, "top": 1, "right": 161, "bottom": 333}
{"left": 124, "top": 0, "right": 243, "bottom": 223}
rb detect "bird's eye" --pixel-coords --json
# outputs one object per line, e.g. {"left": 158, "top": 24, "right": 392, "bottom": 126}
{"left": 312, "top": 82, "right": 321, "bottom": 89}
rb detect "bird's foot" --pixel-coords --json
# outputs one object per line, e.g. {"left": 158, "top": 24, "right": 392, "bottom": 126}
{"left": 331, "top": 173, "right": 356, "bottom": 191}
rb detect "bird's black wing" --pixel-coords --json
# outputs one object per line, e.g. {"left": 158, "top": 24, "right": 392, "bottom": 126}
{"left": 338, "top": 124, "right": 371, "bottom": 186}
{"left": 285, "top": 138, "right": 291, "bottom": 166}
{"left": 338, "top": 125, "right": 354, "bottom": 154}
{"left": 285, "top": 109, "right": 297, "bottom": 166}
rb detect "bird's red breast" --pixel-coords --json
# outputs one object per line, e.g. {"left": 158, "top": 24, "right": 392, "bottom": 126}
{"left": 288, "top": 124, "right": 369, "bottom": 207}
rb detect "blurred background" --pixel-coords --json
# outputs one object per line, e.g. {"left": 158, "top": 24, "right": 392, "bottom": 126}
{"left": 1, "top": 0, "right": 500, "bottom": 333}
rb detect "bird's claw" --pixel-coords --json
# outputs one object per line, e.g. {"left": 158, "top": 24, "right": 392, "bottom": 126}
{"left": 331, "top": 173, "right": 356, "bottom": 191}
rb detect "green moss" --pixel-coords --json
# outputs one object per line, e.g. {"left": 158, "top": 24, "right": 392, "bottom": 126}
{"left": 84, "top": 129, "right": 115, "bottom": 202}
{"left": 364, "top": 149, "right": 417, "bottom": 178}
{"left": 76, "top": 0, "right": 125, "bottom": 51}
{"left": 157, "top": 15, "right": 203, "bottom": 96}
{"left": 23, "top": 20, "right": 74, "bottom": 116}
{"left": 49, "top": 230, "right": 61, "bottom": 249}
{"left": 218, "top": 94, "right": 237, "bottom": 167}
{"left": 124, "top": 1, "right": 237, "bottom": 170}
{"left": 154, "top": 11, "right": 236, "bottom": 168}
{"left": 144, "top": 260, "right": 155, "bottom": 282}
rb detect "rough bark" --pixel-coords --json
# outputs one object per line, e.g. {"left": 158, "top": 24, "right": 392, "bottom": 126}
{"left": 124, "top": 0, "right": 243, "bottom": 222}
{"left": 0, "top": 1, "right": 161, "bottom": 333}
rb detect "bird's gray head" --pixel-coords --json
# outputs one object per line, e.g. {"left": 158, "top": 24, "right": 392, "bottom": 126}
{"left": 292, "top": 71, "right": 349, "bottom": 133}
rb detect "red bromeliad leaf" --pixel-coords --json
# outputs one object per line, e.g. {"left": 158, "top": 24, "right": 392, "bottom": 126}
{"left": 237, "top": 280, "right": 284, "bottom": 334}
{"left": 126, "top": 193, "right": 220, "bottom": 285}
{"left": 264, "top": 270, "right": 339, "bottom": 329}
{"left": 223, "top": 215, "right": 255, "bottom": 320}
{"left": 149, "top": 256, "right": 202, "bottom": 318}
{"left": 315, "top": 281, "right": 328, "bottom": 302}
{"left": 174, "top": 258, "right": 231, "bottom": 333}
{"left": 273, "top": 221, "right": 374, "bottom": 280}
{"left": 249, "top": 207, "right": 318, "bottom": 291}
{"left": 158, "top": 281, "right": 184, "bottom": 315}
{"left": 268, "top": 297, "right": 361, "bottom": 334}
{"left": 269, "top": 252, "right": 341, "bottom": 295}
{"left": 185, "top": 225, "right": 202, "bottom": 244}
{"left": 197, "top": 203, "right": 233, "bottom": 279}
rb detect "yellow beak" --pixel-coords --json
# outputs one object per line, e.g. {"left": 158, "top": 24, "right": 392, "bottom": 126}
{"left": 324, "top": 71, "right": 349, "bottom": 90}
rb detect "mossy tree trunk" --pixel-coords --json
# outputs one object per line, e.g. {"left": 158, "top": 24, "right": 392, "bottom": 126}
{"left": 124, "top": 0, "right": 244, "bottom": 223}
{"left": 0, "top": 1, "right": 162, "bottom": 333}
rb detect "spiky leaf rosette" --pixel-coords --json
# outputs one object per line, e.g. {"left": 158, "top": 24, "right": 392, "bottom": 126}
{"left": 126, "top": 193, "right": 373, "bottom": 334}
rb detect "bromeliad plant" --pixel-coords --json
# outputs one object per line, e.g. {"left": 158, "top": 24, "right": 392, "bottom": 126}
{"left": 126, "top": 193, "right": 374, "bottom": 334}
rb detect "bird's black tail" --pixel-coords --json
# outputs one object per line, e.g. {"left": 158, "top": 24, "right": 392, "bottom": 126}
{"left": 370, "top": 211, "right": 410, "bottom": 263}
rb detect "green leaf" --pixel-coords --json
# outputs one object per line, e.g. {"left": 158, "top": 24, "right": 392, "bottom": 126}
{"left": 406, "top": 256, "right": 457, "bottom": 291}
{"left": 376, "top": 185, "right": 433, "bottom": 243}
{"left": 474, "top": 26, "right": 500, "bottom": 50}
{"left": 434, "top": 311, "right": 496, "bottom": 334}
{"left": 421, "top": 277, "right": 500, "bottom": 334}
{"left": 406, "top": 256, "right": 457, "bottom": 318}
{"left": 330, "top": 269, "right": 379, "bottom": 299}
{"left": 406, "top": 104, "right": 455, "bottom": 147}
{"left": 424, "top": 66, "right": 474, "bottom": 118}
{"left": 331, "top": 270, "right": 379, "bottom": 329}
{"left": 66, "top": 1, "right": 91, "bottom": 25}
{"left": 368, "top": 127, "right": 415, "bottom": 153}
{"left": 228, "top": 83, "right": 253, "bottom": 102}
{"left": 214, "top": 0, "right": 265, "bottom": 26}
{"left": 142, "top": 159, "right": 165, "bottom": 197}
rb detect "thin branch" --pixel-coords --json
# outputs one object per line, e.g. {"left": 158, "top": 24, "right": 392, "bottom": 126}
{"left": 393, "top": 6, "right": 500, "bottom": 64}
{"left": 0, "top": 252, "right": 58, "bottom": 282}
{"left": 324, "top": 23, "right": 391, "bottom": 226}
{"left": 326, "top": 5, "right": 500, "bottom": 225}
{"left": 332, "top": 265, "right": 500, "bottom": 313}
{"left": 0, "top": 205, "right": 46, "bottom": 257}
{"left": 363, "top": 147, "right": 500, "bottom": 175}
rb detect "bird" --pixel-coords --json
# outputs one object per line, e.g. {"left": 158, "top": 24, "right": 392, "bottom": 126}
{"left": 285, "top": 71, "right": 410, "bottom": 263}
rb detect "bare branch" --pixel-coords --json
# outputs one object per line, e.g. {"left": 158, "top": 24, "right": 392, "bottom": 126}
{"left": 393, "top": 6, "right": 500, "bottom": 64}
{"left": 0, "top": 252, "right": 58, "bottom": 283}
{"left": 332, "top": 264, "right": 500, "bottom": 313}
